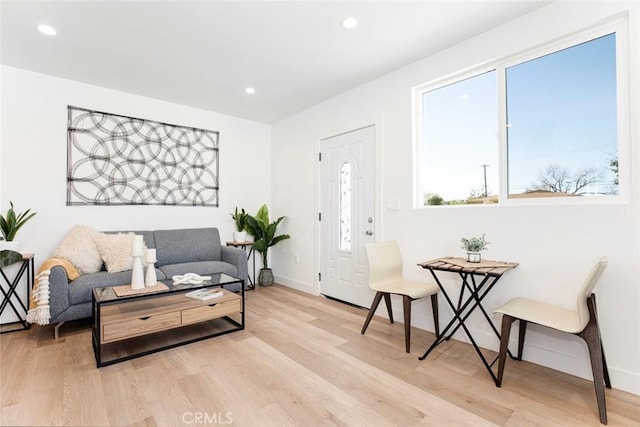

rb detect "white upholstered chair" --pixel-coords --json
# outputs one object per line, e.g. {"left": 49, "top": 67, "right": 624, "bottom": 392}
{"left": 361, "top": 241, "right": 440, "bottom": 353}
{"left": 494, "top": 256, "right": 610, "bottom": 424}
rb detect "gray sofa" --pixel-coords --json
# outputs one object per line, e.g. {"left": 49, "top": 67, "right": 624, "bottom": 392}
{"left": 49, "top": 227, "right": 247, "bottom": 336}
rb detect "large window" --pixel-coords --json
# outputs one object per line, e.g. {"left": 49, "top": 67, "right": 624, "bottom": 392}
{"left": 506, "top": 34, "right": 618, "bottom": 198}
{"left": 421, "top": 71, "right": 498, "bottom": 205}
{"left": 415, "top": 23, "right": 626, "bottom": 206}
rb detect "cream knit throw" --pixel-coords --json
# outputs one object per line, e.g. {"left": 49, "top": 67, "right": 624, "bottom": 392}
{"left": 27, "top": 270, "right": 51, "bottom": 325}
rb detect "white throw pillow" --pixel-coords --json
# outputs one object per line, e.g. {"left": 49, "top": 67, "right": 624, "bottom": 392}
{"left": 53, "top": 225, "right": 102, "bottom": 275}
{"left": 95, "top": 232, "right": 142, "bottom": 273}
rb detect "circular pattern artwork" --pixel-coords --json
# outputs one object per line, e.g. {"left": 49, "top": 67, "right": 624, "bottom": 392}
{"left": 67, "top": 106, "right": 219, "bottom": 206}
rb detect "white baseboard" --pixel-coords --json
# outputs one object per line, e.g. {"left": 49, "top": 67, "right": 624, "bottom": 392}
{"left": 269, "top": 282, "right": 639, "bottom": 396}
{"left": 394, "top": 306, "right": 640, "bottom": 396}
{"left": 273, "top": 275, "right": 318, "bottom": 295}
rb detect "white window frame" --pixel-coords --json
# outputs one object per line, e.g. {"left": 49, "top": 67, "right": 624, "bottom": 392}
{"left": 412, "top": 18, "right": 630, "bottom": 208}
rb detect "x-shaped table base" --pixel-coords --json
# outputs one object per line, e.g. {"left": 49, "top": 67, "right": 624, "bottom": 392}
{"left": 418, "top": 257, "right": 518, "bottom": 385}
{"left": 0, "top": 255, "right": 34, "bottom": 334}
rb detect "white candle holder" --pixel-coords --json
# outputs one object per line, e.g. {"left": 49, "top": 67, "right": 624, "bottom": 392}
{"left": 130, "top": 235, "right": 145, "bottom": 290}
{"left": 131, "top": 256, "right": 145, "bottom": 290}
{"left": 131, "top": 235, "right": 144, "bottom": 257}
{"left": 145, "top": 248, "right": 157, "bottom": 287}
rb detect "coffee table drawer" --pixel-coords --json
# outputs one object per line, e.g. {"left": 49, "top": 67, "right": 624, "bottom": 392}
{"left": 182, "top": 298, "right": 241, "bottom": 325}
{"left": 102, "top": 311, "right": 181, "bottom": 343}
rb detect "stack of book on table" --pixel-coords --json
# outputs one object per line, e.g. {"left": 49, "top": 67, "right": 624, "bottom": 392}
{"left": 184, "top": 288, "right": 224, "bottom": 301}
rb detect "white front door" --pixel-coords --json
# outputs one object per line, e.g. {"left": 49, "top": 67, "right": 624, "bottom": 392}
{"left": 320, "top": 125, "right": 375, "bottom": 307}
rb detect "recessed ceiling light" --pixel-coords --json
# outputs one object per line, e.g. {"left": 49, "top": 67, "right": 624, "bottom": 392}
{"left": 245, "top": 87, "right": 255, "bottom": 94}
{"left": 37, "top": 24, "right": 57, "bottom": 36}
{"left": 459, "top": 94, "right": 470, "bottom": 101}
{"left": 341, "top": 17, "right": 358, "bottom": 29}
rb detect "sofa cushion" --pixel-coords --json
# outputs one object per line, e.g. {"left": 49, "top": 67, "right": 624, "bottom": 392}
{"left": 99, "top": 230, "right": 155, "bottom": 272}
{"left": 68, "top": 268, "right": 167, "bottom": 305}
{"left": 95, "top": 232, "right": 144, "bottom": 273}
{"left": 158, "top": 261, "right": 238, "bottom": 280}
{"left": 105, "top": 230, "right": 155, "bottom": 249}
{"left": 154, "top": 228, "right": 221, "bottom": 267}
{"left": 53, "top": 225, "right": 102, "bottom": 275}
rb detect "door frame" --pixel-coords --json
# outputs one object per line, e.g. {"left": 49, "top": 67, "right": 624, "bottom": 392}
{"left": 314, "top": 117, "right": 383, "bottom": 297}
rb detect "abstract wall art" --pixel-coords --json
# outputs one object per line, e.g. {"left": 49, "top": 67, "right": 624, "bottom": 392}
{"left": 67, "top": 106, "right": 219, "bottom": 206}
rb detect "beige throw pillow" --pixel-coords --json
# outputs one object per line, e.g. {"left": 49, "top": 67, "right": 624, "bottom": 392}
{"left": 95, "top": 232, "right": 142, "bottom": 273}
{"left": 53, "top": 225, "right": 102, "bottom": 275}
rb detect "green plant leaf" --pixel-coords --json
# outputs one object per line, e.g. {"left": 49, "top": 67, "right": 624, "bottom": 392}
{"left": 0, "top": 201, "right": 36, "bottom": 241}
{"left": 247, "top": 208, "right": 290, "bottom": 269}
{"left": 272, "top": 216, "right": 285, "bottom": 228}
{"left": 252, "top": 240, "right": 268, "bottom": 252}
{"left": 0, "top": 250, "right": 22, "bottom": 268}
{"left": 255, "top": 204, "right": 269, "bottom": 228}
{"left": 271, "top": 234, "right": 290, "bottom": 246}
{"left": 231, "top": 207, "right": 250, "bottom": 232}
{"left": 460, "top": 234, "right": 489, "bottom": 252}
{"left": 245, "top": 216, "right": 262, "bottom": 240}
{"left": 264, "top": 222, "right": 276, "bottom": 241}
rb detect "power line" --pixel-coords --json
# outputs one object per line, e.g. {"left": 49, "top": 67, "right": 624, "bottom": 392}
{"left": 480, "top": 164, "right": 489, "bottom": 197}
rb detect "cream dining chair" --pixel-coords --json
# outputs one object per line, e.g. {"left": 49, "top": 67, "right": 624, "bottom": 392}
{"left": 494, "top": 256, "right": 611, "bottom": 424}
{"left": 361, "top": 241, "right": 440, "bottom": 353}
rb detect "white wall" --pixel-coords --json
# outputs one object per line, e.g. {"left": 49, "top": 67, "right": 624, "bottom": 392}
{"left": 0, "top": 65, "right": 271, "bottom": 266}
{"left": 271, "top": 1, "right": 640, "bottom": 395}
{"left": 0, "top": 65, "right": 4, "bottom": 205}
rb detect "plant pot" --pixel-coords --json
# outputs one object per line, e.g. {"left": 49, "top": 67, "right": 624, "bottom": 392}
{"left": 467, "top": 252, "right": 481, "bottom": 263}
{"left": 0, "top": 249, "right": 22, "bottom": 267}
{"left": 0, "top": 240, "right": 22, "bottom": 253}
{"left": 234, "top": 231, "right": 247, "bottom": 242}
{"left": 258, "top": 268, "right": 274, "bottom": 287}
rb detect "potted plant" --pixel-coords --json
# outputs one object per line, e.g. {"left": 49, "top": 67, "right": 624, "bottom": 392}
{"left": 460, "top": 234, "right": 489, "bottom": 263}
{"left": 245, "top": 204, "right": 290, "bottom": 286}
{"left": 0, "top": 201, "right": 37, "bottom": 252}
{"left": 230, "top": 207, "right": 249, "bottom": 242}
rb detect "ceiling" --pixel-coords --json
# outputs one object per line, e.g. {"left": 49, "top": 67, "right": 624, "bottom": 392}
{"left": 1, "top": 1, "right": 551, "bottom": 124}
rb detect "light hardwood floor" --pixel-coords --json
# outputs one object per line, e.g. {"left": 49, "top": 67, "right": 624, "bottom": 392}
{"left": 1, "top": 285, "right": 639, "bottom": 426}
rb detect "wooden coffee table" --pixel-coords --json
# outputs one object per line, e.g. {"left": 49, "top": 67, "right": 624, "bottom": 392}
{"left": 92, "top": 273, "right": 244, "bottom": 367}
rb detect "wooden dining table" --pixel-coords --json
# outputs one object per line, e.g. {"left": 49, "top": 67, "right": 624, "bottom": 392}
{"left": 417, "top": 257, "right": 519, "bottom": 385}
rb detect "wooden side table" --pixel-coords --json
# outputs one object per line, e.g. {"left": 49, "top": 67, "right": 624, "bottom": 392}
{"left": 226, "top": 241, "right": 256, "bottom": 290}
{"left": 0, "top": 253, "right": 34, "bottom": 334}
{"left": 417, "top": 257, "right": 518, "bottom": 384}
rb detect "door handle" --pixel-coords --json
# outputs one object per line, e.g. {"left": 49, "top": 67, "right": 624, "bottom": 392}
{"left": 365, "top": 230, "right": 373, "bottom": 236}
